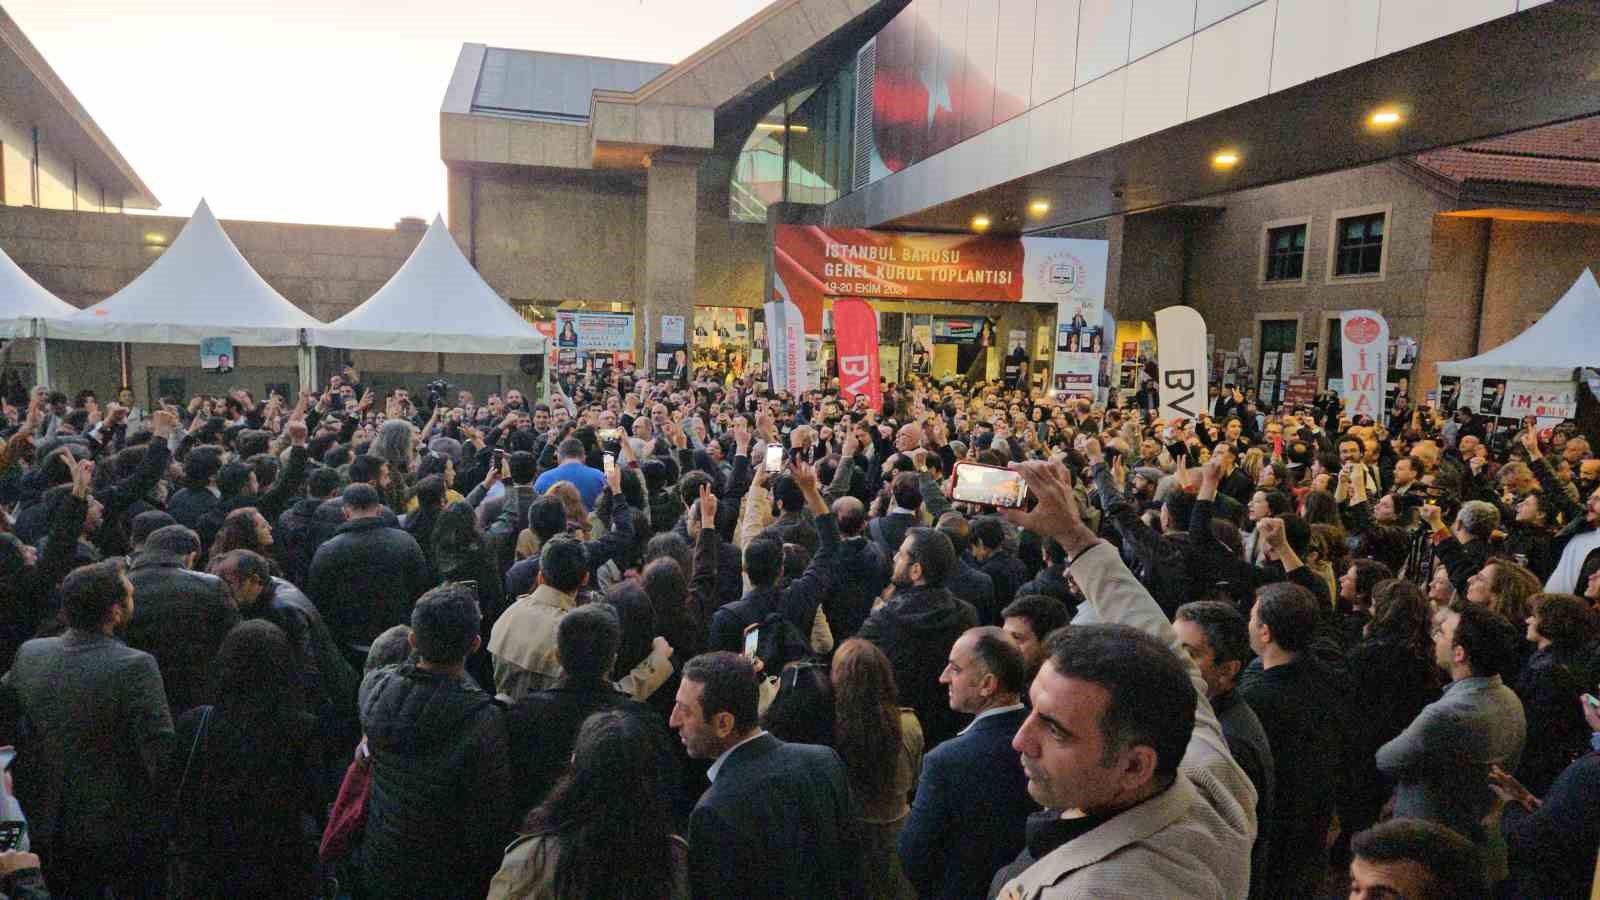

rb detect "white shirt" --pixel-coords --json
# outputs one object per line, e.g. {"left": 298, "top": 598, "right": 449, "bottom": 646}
{"left": 707, "top": 729, "right": 767, "bottom": 783}
{"left": 1545, "top": 528, "right": 1600, "bottom": 594}
{"left": 958, "top": 702, "right": 1025, "bottom": 736}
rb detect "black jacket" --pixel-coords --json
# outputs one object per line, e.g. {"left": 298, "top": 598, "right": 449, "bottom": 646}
{"left": 166, "top": 484, "right": 220, "bottom": 532}
{"left": 944, "top": 560, "right": 996, "bottom": 627}
{"left": 827, "top": 534, "right": 888, "bottom": 639}
{"left": 687, "top": 733, "right": 860, "bottom": 900}
{"left": 1513, "top": 643, "right": 1597, "bottom": 796}
{"left": 503, "top": 679, "right": 675, "bottom": 818}
{"left": 1015, "top": 564, "right": 1073, "bottom": 611}
{"left": 857, "top": 584, "right": 979, "bottom": 748}
{"left": 358, "top": 663, "right": 512, "bottom": 900}
{"left": 708, "top": 512, "right": 841, "bottom": 656}
{"left": 275, "top": 496, "right": 324, "bottom": 586}
{"left": 976, "top": 549, "right": 1029, "bottom": 624}
{"left": 125, "top": 552, "right": 241, "bottom": 716}
{"left": 307, "top": 517, "right": 432, "bottom": 660}
{"left": 1237, "top": 656, "right": 1351, "bottom": 828}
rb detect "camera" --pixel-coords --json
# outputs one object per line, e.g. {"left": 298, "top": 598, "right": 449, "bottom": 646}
{"left": 426, "top": 379, "right": 450, "bottom": 407}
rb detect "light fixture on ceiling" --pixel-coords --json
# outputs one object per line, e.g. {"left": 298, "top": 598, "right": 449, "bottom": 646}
{"left": 1368, "top": 107, "right": 1404, "bottom": 129}
{"left": 143, "top": 232, "right": 167, "bottom": 246}
{"left": 1211, "top": 150, "right": 1240, "bottom": 169}
{"left": 754, "top": 123, "right": 810, "bottom": 132}
{"left": 971, "top": 215, "right": 991, "bottom": 231}
{"left": 1028, "top": 200, "right": 1050, "bottom": 216}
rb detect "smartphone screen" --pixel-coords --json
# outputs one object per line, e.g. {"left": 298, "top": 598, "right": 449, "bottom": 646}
{"left": 764, "top": 444, "right": 784, "bottom": 473}
{"left": 0, "top": 821, "right": 24, "bottom": 853}
{"left": 603, "top": 452, "right": 616, "bottom": 474}
{"left": 742, "top": 624, "right": 760, "bottom": 659}
{"left": 951, "top": 462, "right": 1029, "bottom": 508}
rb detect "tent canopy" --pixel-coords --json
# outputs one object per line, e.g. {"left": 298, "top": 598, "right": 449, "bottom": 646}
{"left": 1437, "top": 268, "right": 1600, "bottom": 382}
{"left": 0, "top": 241, "right": 78, "bottom": 338}
{"left": 44, "top": 199, "right": 321, "bottom": 347}
{"left": 310, "top": 215, "right": 544, "bottom": 355}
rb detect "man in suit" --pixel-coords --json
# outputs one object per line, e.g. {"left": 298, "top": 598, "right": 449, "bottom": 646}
{"left": 5, "top": 559, "right": 175, "bottom": 897}
{"left": 898, "top": 626, "right": 1034, "bottom": 900}
{"left": 990, "top": 461, "right": 1256, "bottom": 900}
{"left": 670, "top": 651, "right": 859, "bottom": 900}
{"left": 124, "top": 524, "right": 240, "bottom": 715}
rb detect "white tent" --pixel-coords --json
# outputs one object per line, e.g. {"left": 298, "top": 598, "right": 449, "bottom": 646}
{"left": 1437, "top": 268, "right": 1600, "bottom": 381}
{"left": 310, "top": 215, "right": 545, "bottom": 355}
{"left": 45, "top": 198, "right": 321, "bottom": 347}
{"left": 0, "top": 241, "right": 78, "bottom": 338}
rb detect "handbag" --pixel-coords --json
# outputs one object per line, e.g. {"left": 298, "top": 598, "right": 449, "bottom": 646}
{"left": 318, "top": 742, "right": 373, "bottom": 864}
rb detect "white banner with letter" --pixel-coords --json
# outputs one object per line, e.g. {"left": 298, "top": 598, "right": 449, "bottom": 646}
{"left": 1154, "top": 306, "right": 1208, "bottom": 423}
{"left": 1339, "top": 309, "right": 1389, "bottom": 421}
{"left": 766, "top": 272, "right": 807, "bottom": 395}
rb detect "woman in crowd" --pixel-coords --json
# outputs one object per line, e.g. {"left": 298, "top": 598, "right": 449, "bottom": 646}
{"left": 1340, "top": 579, "right": 1440, "bottom": 845}
{"left": 208, "top": 507, "right": 278, "bottom": 571}
{"left": 167, "top": 620, "right": 325, "bottom": 898}
{"left": 490, "top": 710, "right": 686, "bottom": 899}
{"left": 1337, "top": 558, "right": 1394, "bottom": 650}
{"left": 832, "top": 638, "right": 923, "bottom": 900}
{"left": 1513, "top": 593, "right": 1599, "bottom": 795}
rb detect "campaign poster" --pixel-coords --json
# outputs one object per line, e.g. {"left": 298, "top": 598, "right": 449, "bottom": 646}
{"left": 200, "top": 337, "right": 234, "bottom": 374}
{"left": 555, "top": 311, "right": 634, "bottom": 353}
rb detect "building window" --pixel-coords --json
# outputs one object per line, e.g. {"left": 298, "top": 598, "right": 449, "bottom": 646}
{"left": 1334, "top": 212, "right": 1385, "bottom": 276}
{"left": 729, "top": 63, "right": 854, "bottom": 223}
{"left": 1264, "top": 224, "right": 1306, "bottom": 282}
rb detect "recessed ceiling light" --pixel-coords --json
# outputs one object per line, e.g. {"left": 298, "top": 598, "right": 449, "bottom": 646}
{"left": 1028, "top": 200, "right": 1050, "bottom": 215}
{"left": 1369, "top": 108, "right": 1404, "bottom": 128}
{"left": 971, "top": 215, "right": 991, "bottom": 231}
{"left": 1211, "top": 151, "right": 1240, "bottom": 169}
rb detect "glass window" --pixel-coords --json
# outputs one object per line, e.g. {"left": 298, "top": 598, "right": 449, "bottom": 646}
{"left": 1264, "top": 224, "right": 1306, "bottom": 282}
{"left": 730, "top": 102, "right": 787, "bottom": 223}
{"left": 729, "top": 66, "right": 854, "bottom": 223}
{"left": 1335, "top": 212, "right": 1385, "bottom": 276}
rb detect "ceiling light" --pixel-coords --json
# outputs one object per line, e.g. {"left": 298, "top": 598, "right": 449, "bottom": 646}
{"left": 971, "top": 215, "right": 991, "bottom": 231}
{"left": 143, "top": 232, "right": 167, "bottom": 246}
{"left": 1211, "top": 151, "right": 1240, "bottom": 169}
{"left": 1368, "top": 107, "right": 1404, "bottom": 128}
{"left": 1028, "top": 200, "right": 1050, "bottom": 215}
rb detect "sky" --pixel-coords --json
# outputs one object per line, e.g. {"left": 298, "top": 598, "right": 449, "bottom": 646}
{"left": 8, "top": 0, "right": 771, "bottom": 227}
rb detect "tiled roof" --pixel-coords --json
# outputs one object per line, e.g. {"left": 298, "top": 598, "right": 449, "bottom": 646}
{"left": 1412, "top": 116, "right": 1600, "bottom": 190}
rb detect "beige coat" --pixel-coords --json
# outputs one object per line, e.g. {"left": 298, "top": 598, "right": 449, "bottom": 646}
{"left": 488, "top": 832, "right": 688, "bottom": 900}
{"left": 486, "top": 584, "right": 671, "bottom": 703}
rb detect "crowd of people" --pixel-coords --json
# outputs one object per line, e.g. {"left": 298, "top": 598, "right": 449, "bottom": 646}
{"left": 0, "top": 358, "right": 1596, "bottom": 899}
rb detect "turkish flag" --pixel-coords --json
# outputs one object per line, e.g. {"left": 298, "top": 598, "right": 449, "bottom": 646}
{"left": 833, "top": 298, "right": 881, "bottom": 411}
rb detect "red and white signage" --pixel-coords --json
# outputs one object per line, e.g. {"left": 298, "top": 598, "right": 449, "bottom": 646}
{"left": 832, "top": 298, "right": 881, "bottom": 411}
{"left": 1339, "top": 310, "right": 1389, "bottom": 420}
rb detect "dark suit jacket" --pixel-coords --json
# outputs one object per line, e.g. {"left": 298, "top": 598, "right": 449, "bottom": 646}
{"left": 688, "top": 733, "right": 860, "bottom": 900}
{"left": 897, "top": 707, "right": 1034, "bottom": 900}
{"left": 4, "top": 630, "right": 174, "bottom": 846}
{"left": 126, "top": 551, "right": 241, "bottom": 715}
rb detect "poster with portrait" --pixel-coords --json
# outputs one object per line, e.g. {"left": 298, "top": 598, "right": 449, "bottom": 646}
{"left": 200, "top": 337, "right": 234, "bottom": 374}
{"left": 1302, "top": 341, "right": 1319, "bottom": 373}
{"left": 1261, "top": 352, "right": 1281, "bottom": 378}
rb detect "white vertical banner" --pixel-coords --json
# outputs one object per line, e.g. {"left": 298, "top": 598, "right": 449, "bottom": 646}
{"left": 766, "top": 272, "right": 807, "bottom": 395}
{"left": 1339, "top": 309, "right": 1389, "bottom": 421}
{"left": 1154, "top": 306, "right": 1208, "bottom": 422}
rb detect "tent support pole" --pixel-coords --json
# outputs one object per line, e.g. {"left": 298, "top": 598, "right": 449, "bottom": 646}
{"left": 297, "top": 340, "right": 318, "bottom": 394}
{"left": 33, "top": 320, "right": 49, "bottom": 389}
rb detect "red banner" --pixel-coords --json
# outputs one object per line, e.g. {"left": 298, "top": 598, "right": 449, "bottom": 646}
{"left": 832, "top": 298, "right": 881, "bottom": 411}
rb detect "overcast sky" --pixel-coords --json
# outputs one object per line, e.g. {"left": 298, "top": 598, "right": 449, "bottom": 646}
{"left": 9, "top": 0, "right": 770, "bottom": 227}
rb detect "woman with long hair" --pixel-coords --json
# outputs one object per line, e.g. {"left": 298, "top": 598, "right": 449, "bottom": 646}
{"left": 209, "top": 507, "right": 279, "bottom": 573}
{"left": 489, "top": 710, "right": 685, "bottom": 899}
{"left": 832, "top": 638, "right": 923, "bottom": 900}
{"left": 433, "top": 499, "right": 505, "bottom": 687}
{"left": 373, "top": 418, "right": 419, "bottom": 512}
{"left": 1514, "top": 593, "right": 1599, "bottom": 795}
{"left": 166, "top": 620, "right": 324, "bottom": 898}
{"left": 1339, "top": 579, "right": 1440, "bottom": 845}
{"left": 1337, "top": 559, "right": 1393, "bottom": 648}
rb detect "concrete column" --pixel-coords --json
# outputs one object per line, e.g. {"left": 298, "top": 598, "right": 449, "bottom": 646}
{"left": 641, "top": 153, "right": 702, "bottom": 364}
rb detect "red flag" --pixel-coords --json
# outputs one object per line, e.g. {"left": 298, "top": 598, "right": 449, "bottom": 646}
{"left": 833, "top": 298, "right": 881, "bottom": 411}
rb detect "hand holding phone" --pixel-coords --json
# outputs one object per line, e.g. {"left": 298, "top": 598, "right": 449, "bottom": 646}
{"left": 764, "top": 444, "right": 784, "bottom": 473}
{"left": 742, "top": 623, "right": 761, "bottom": 660}
{"left": 951, "top": 462, "right": 1029, "bottom": 508}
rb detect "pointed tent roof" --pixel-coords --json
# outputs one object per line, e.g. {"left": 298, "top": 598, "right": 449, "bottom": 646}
{"left": 46, "top": 199, "right": 321, "bottom": 346}
{"left": 1437, "top": 268, "right": 1600, "bottom": 382}
{"left": 0, "top": 241, "right": 78, "bottom": 338}
{"left": 311, "top": 215, "right": 544, "bottom": 355}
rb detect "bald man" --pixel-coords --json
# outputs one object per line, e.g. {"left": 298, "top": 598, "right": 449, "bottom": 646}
{"left": 829, "top": 496, "right": 888, "bottom": 637}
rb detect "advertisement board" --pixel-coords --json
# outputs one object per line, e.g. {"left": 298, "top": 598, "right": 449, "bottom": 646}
{"left": 554, "top": 311, "right": 634, "bottom": 353}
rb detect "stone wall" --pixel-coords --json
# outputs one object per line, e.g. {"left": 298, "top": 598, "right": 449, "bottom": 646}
{"left": 1479, "top": 218, "right": 1600, "bottom": 353}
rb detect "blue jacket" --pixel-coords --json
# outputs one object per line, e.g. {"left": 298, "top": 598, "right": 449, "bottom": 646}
{"left": 533, "top": 461, "right": 606, "bottom": 509}
{"left": 898, "top": 706, "right": 1035, "bottom": 900}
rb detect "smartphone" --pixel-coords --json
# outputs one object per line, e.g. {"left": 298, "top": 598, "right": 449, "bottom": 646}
{"left": 764, "top": 444, "right": 784, "bottom": 473}
{"left": 0, "top": 821, "right": 23, "bottom": 853}
{"left": 951, "top": 462, "right": 1029, "bottom": 508}
{"left": 742, "top": 623, "right": 761, "bottom": 660}
{"left": 602, "top": 452, "right": 616, "bottom": 475}
{"left": 493, "top": 448, "right": 507, "bottom": 464}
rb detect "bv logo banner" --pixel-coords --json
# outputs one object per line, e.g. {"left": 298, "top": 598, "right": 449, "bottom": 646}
{"left": 1154, "top": 306, "right": 1208, "bottom": 423}
{"left": 833, "top": 298, "right": 881, "bottom": 411}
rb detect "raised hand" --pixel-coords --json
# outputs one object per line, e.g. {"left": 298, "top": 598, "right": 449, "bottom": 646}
{"left": 1002, "top": 460, "right": 1096, "bottom": 553}
{"left": 699, "top": 483, "right": 718, "bottom": 528}
{"left": 1521, "top": 427, "right": 1542, "bottom": 459}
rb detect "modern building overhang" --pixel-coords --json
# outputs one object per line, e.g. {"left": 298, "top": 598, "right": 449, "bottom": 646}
{"left": 826, "top": 0, "right": 1600, "bottom": 234}
{"left": 440, "top": 0, "right": 909, "bottom": 172}
{"left": 0, "top": 6, "right": 158, "bottom": 209}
